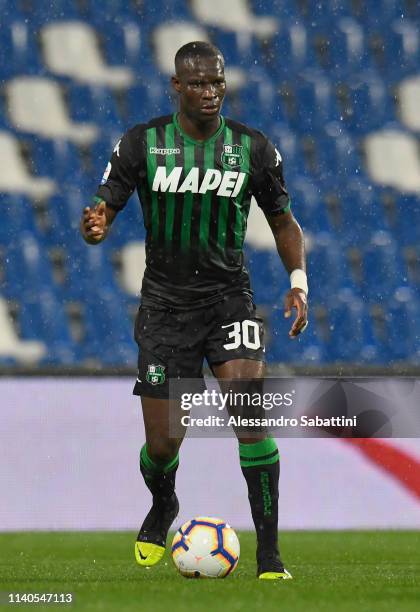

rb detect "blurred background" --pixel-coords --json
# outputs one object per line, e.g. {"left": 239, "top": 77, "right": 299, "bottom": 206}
{"left": 0, "top": 0, "right": 419, "bottom": 372}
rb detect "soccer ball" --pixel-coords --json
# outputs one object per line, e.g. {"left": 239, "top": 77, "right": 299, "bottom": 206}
{"left": 171, "top": 517, "right": 240, "bottom": 578}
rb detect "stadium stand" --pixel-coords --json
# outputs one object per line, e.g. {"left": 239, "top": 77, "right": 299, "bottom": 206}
{"left": 41, "top": 21, "right": 134, "bottom": 88}
{"left": 191, "top": 0, "right": 278, "bottom": 36}
{"left": 399, "top": 75, "right": 420, "bottom": 130}
{"left": 365, "top": 130, "right": 420, "bottom": 192}
{"left": 0, "top": 132, "right": 55, "bottom": 198}
{"left": 153, "top": 21, "right": 246, "bottom": 90}
{"left": 6, "top": 77, "right": 98, "bottom": 144}
{"left": 0, "top": 0, "right": 419, "bottom": 367}
{"left": 0, "top": 296, "right": 46, "bottom": 363}
{"left": 153, "top": 21, "right": 210, "bottom": 74}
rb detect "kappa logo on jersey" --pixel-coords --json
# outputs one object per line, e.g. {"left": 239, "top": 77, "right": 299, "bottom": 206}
{"left": 221, "top": 144, "right": 244, "bottom": 168}
{"left": 101, "top": 162, "right": 112, "bottom": 185}
{"left": 274, "top": 147, "right": 282, "bottom": 167}
{"left": 146, "top": 364, "right": 165, "bottom": 385}
{"left": 113, "top": 139, "right": 121, "bottom": 157}
{"left": 152, "top": 167, "right": 246, "bottom": 197}
{"left": 149, "top": 146, "right": 181, "bottom": 155}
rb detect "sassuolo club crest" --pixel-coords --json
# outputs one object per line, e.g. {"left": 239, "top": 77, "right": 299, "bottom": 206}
{"left": 146, "top": 364, "right": 166, "bottom": 385}
{"left": 221, "top": 144, "right": 243, "bottom": 169}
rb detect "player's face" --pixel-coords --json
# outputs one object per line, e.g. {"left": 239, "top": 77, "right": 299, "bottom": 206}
{"left": 172, "top": 56, "right": 226, "bottom": 122}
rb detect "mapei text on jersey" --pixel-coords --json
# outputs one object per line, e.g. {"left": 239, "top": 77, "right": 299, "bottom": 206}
{"left": 152, "top": 166, "right": 246, "bottom": 197}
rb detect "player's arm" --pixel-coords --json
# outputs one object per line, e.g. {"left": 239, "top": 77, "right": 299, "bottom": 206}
{"left": 80, "top": 128, "right": 141, "bottom": 246}
{"left": 266, "top": 210, "right": 308, "bottom": 338}
{"left": 251, "top": 134, "right": 308, "bottom": 338}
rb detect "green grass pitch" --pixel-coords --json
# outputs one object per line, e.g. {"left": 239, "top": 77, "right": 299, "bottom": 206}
{"left": 0, "top": 531, "right": 419, "bottom": 611}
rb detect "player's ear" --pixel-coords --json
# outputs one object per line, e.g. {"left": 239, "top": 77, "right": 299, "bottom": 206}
{"left": 171, "top": 75, "right": 181, "bottom": 93}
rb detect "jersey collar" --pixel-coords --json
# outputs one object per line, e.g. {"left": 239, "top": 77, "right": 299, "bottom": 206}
{"left": 173, "top": 112, "right": 225, "bottom": 146}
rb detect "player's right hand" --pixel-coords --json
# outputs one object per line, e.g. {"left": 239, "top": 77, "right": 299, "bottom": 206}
{"left": 81, "top": 201, "right": 107, "bottom": 243}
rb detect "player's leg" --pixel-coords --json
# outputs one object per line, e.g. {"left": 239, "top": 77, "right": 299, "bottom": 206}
{"left": 135, "top": 396, "right": 186, "bottom": 567}
{"left": 205, "top": 296, "right": 291, "bottom": 579}
{"left": 132, "top": 304, "right": 206, "bottom": 567}
{"left": 212, "top": 359, "right": 291, "bottom": 579}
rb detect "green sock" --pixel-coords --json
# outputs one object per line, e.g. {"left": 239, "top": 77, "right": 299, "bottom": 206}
{"left": 140, "top": 444, "right": 179, "bottom": 473}
{"left": 140, "top": 444, "right": 179, "bottom": 500}
{"left": 239, "top": 437, "right": 279, "bottom": 468}
{"left": 239, "top": 438, "right": 280, "bottom": 556}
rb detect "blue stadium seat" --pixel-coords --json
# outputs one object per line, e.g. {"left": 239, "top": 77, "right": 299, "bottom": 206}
{"left": 289, "top": 177, "right": 331, "bottom": 234}
{"left": 65, "top": 239, "right": 124, "bottom": 302}
{"left": 211, "top": 29, "right": 261, "bottom": 68}
{"left": 0, "top": 195, "right": 39, "bottom": 248}
{"left": 31, "top": 137, "right": 83, "bottom": 186}
{"left": 82, "top": 287, "right": 136, "bottom": 364}
{"left": 351, "top": 0, "right": 403, "bottom": 27}
{"left": 98, "top": 20, "right": 156, "bottom": 78}
{"left": 306, "top": 232, "right": 352, "bottom": 301}
{"left": 324, "top": 20, "right": 370, "bottom": 78}
{"left": 86, "top": 0, "right": 141, "bottom": 28}
{"left": 318, "top": 129, "right": 362, "bottom": 186}
{"left": 66, "top": 84, "right": 95, "bottom": 124}
{"left": 395, "top": 195, "right": 420, "bottom": 247}
{"left": 342, "top": 77, "right": 391, "bottom": 134}
{"left": 138, "top": 0, "right": 193, "bottom": 26}
{"left": 386, "top": 20, "right": 420, "bottom": 78}
{"left": 245, "top": 249, "right": 288, "bottom": 306}
{"left": 44, "top": 189, "right": 95, "bottom": 250}
{"left": 0, "top": 21, "right": 45, "bottom": 77}
{"left": 325, "top": 297, "right": 377, "bottom": 362}
{"left": 362, "top": 231, "right": 406, "bottom": 303}
{"left": 30, "top": 2, "right": 82, "bottom": 25}
{"left": 105, "top": 193, "right": 145, "bottom": 247}
{"left": 5, "top": 233, "right": 56, "bottom": 297}
{"left": 269, "top": 123, "right": 305, "bottom": 173}
{"left": 333, "top": 179, "right": 390, "bottom": 246}
{"left": 126, "top": 81, "right": 174, "bottom": 125}
{"left": 267, "top": 23, "right": 318, "bottom": 80}
{"left": 93, "top": 87, "right": 126, "bottom": 131}
{"left": 288, "top": 76, "right": 338, "bottom": 133}
{"left": 252, "top": 0, "right": 297, "bottom": 19}
{"left": 384, "top": 286, "right": 420, "bottom": 361}
{"left": 18, "top": 287, "right": 79, "bottom": 364}
{"left": 237, "top": 70, "right": 285, "bottom": 127}
{"left": 266, "top": 304, "right": 327, "bottom": 365}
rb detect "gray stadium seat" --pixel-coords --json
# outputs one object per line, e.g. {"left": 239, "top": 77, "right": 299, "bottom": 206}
{"left": 41, "top": 21, "right": 134, "bottom": 88}
{"left": 6, "top": 77, "right": 98, "bottom": 145}
{"left": 0, "top": 131, "right": 56, "bottom": 199}
{"left": 0, "top": 296, "right": 46, "bottom": 363}
{"left": 365, "top": 129, "right": 420, "bottom": 193}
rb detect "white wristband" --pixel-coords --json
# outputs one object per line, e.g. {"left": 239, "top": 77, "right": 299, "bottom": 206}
{"left": 290, "top": 269, "right": 308, "bottom": 295}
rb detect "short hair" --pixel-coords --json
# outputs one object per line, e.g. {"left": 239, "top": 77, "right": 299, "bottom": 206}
{"left": 174, "top": 41, "right": 224, "bottom": 74}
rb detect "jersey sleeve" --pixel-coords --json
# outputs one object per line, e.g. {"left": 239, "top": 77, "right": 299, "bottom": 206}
{"left": 250, "top": 133, "right": 291, "bottom": 216}
{"left": 95, "top": 125, "right": 144, "bottom": 211}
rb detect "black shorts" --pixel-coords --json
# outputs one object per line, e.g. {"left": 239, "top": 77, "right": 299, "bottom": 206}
{"left": 133, "top": 294, "right": 265, "bottom": 399}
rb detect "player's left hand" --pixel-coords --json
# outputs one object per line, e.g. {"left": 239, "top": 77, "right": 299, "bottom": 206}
{"left": 284, "top": 288, "right": 308, "bottom": 338}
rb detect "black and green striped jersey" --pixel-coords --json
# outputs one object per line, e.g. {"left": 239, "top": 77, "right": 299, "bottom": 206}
{"left": 96, "top": 113, "right": 291, "bottom": 309}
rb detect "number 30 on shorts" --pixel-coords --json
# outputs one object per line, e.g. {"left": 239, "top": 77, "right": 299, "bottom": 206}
{"left": 222, "top": 320, "right": 261, "bottom": 350}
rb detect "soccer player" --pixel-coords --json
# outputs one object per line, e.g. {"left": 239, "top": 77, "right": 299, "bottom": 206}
{"left": 80, "top": 42, "right": 308, "bottom": 580}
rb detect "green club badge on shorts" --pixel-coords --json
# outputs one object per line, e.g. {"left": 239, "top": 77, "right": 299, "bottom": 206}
{"left": 221, "top": 144, "right": 243, "bottom": 168}
{"left": 146, "top": 364, "right": 166, "bottom": 385}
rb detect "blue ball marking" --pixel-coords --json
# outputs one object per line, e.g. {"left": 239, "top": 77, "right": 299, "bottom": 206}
{"left": 172, "top": 526, "right": 189, "bottom": 552}
{"left": 209, "top": 524, "right": 237, "bottom": 566}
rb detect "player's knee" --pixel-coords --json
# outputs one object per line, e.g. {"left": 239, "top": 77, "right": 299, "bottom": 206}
{"left": 148, "top": 439, "right": 179, "bottom": 466}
